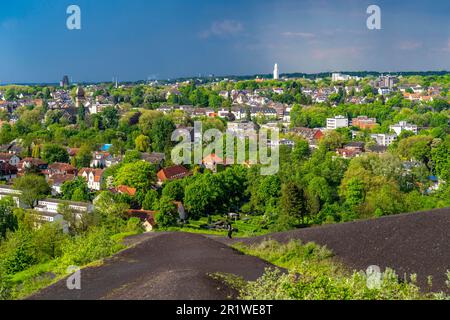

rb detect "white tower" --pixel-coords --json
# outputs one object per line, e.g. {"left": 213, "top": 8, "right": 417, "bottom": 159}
{"left": 273, "top": 63, "right": 279, "bottom": 80}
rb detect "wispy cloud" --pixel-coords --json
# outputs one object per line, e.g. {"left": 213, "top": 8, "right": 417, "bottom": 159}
{"left": 199, "top": 20, "right": 243, "bottom": 39}
{"left": 397, "top": 41, "right": 423, "bottom": 50}
{"left": 281, "top": 31, "right": 315, "bottom": 38}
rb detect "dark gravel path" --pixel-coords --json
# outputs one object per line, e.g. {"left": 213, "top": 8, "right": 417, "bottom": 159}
{"left": 215, "top": 208, "right": 450, "bottom": 292}
{"left": 30, "top": 208, "right": 450, "bottom": 299}
{"left": 29, "top": 232, "right": 274, "bottom": 300}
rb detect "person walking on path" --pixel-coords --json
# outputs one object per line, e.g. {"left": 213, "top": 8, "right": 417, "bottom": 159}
{"left": 227, "top": 222, "right": 234, "bottom": 239}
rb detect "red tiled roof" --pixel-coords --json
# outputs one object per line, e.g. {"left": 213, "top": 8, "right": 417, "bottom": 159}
{"left": 116, "top": 185, "right": 137, "bottom": 196}
{"left": 48, "top": 162, "right": 76, "bottom": 172}
{"left": 0, "top": 153, "right": 16, "bottom": 160}
{"left": 49, "top": 174, "right": 75, "bottom": 186}
{"left": 19, "top": 157, "right": 47, "bottom": 167}
{"left": 157, "top": 165, "right": 190, "bottom": 182}
{"left": 0, "top": 162, "right": 18, "bottom": 175}
{"left": 126, "top": 209, "right": 157, "bottom": 226}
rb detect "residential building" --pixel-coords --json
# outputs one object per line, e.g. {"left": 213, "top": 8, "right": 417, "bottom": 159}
{"left": 371, "top": 133, "right": 398, "bottom": 146}
{"left": 0, "top": 185, "right": 21, "bottom": 207}
{"left": 336, "top": 148, "right": 363, "bottom": 159}
{"left": 343, "top": 142, "right": 365, "bottom": 152}
{"left": 389, "top": 121, "right": 418, "bottom": 135}
{"left": 227, "top": 122, "right": 256, "bottom": 136}
{"left": 0, "top": 162, "right": 18, "bottom": 181}
{"left": 114, "top": 185, "right": 137, "bottom": 197}
{"left": 0, "top": 153, "right": 20, "bottom": 166}
{"left": 290, "top": 127, "right": 324, "bottom": 148}
{"left": 141, "top": 152, "right": 166, "bottom": 168}
{"left": 378, "top": 87, "right": 391, "bottom": 96}
{"left": 377, "top": 75, "right": 398, "bottom": 89}
{"left": 91, "top": 151, "right": 112, "bottom": 168}
{"left": 45, "top": 162, "right": 76, "bottom": 177}
{"left": 157, "top": 165, "right": 190, "bottom": 185}
{"left": 34, "top": 199, "right": 93, "bottom": 215}
{"left": 331, "top": 73, "right": 360, "bottom": 82}
{"left": 203, "top": 154, "right": 227, "bottom": 173}
{"left": 79, "top": 168, "right": 104, "bottom": 191}
{"left": 48, "top": 174, "right": 76, "bottom": 195}
{"left": 126, "top": 209, "right": 157, "bottom": 232}
{"left": 17, "top": 158, "right": 48, "bottom": 175}
{"left": 326, "top": 115, "right": 349, "bottom": 130}
{"left": 351, "top": 116, "right": 377, "bottom": 130}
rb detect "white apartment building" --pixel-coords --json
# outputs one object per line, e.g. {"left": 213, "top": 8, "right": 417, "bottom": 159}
{"left": 389, "top": 121, "right": 418, "bottom": 135}
{"left": 35, "top": 199, "right": 94, "bottom": 215}
{"left": 327, "top": 115, "right": 349, "bottom": 130}
{"left": 371, "top": 133, "right": 398, "bottom": 147}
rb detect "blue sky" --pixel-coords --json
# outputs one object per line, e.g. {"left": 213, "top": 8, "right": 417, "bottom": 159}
{"left": 1, "top": 0, "right": 449, "bottom": 83}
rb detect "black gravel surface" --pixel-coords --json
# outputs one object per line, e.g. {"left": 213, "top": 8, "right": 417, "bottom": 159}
{"left": 30, "top": 208, "right": 450, "bottom": 299}
{"left": 29, "top": 232, "right": 274, "bottom": 300}
{"left": 218, "top": 208, "right": 450, "bottom": 293}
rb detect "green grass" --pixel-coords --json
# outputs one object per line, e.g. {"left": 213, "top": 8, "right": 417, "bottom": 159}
{"left": 7, "top": 230, "right": 141, "bottom": 300}
{"left": 161, "top": 214, "right": 270, "bottom": 237}
{"left": 211, "top": 240, "right": 450, "bottom": 300}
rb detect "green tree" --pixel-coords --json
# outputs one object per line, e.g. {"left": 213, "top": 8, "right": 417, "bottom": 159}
{"left": 397, "top": 135, "right": 433, "bottom": 168}
{"left": 291, "top": 139, "right": 310, "bottom": 162}
{"left": 138, "top": 110, "right": 164, "bottom": 135}
{"left": 114, "top": 161, "right": 156, "bottom": 192}
{"left": 162, "top": 180, "right": 185, "bottom": 201}
{"left": 100, "top": 107, "right": 119, "bottom": 129}
{"left": 280, "top": 182, "right": 306, "bottom": 224}
{"left": 0, "top": 198, "right": 17, "bottom": 239}
{"left": 142, "top": 190, "right": 159, "bottom": 210}
{"left": 135, "top": 134, "right": 151, "bottom": 152}
{"left": 13, "top": 175, "right": 51, "bottom": 208}
{"left": 184, "top": 173, "right": 222, "bottom": 219}
{"left": 41, "top": 144, "right": 69, "bottom": 164}
{"left": 342, "top": 177, "right": 365, "bottom": 208}
{"left": 151, "top": 117, "right": 176, "bottom": 152}
{"left": 31, "top": 144, "right": 41, "bottom": 158}
{"left": 74, "top": 145, "right": 93, "bottom": 168}
{"left": 60, "top": 177, "right": 90, "bottom": 201}
{"left": 431, "top": 138, "right": 450, "bottom": 181}
{"left": 156, "top": 197, "right": 178, "bottom": 228}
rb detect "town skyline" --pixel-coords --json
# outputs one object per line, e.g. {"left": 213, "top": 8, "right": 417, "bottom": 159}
{"left": 1, "top": 0, "right": 449, "bottom": 83}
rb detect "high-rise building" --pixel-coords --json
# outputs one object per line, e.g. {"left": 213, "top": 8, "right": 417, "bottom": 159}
{"left": 273, "top": 63, "right": 279, "bottom": 80}
{"left": 60, "top": 75, "right": 70, "bottom": 87}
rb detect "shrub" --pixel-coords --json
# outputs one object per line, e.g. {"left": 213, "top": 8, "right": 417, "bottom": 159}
{"left": 60, "top": 228, "right": 122, "bottom": 267}
{"left": 222, "top": 240, "right": 447, "bottom": 300}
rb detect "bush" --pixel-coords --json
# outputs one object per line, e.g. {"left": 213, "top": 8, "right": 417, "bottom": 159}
{"left": 60, "top": 228, "right": 122, "bottom": 267}
{"left": 0, "top": 230, "right": 37, "bottom": 274}
{"left": 0, "top": 266, "right": 12, "bottom": 300}
{"left": 222, "top": 240, "right": 447, "bottom": 300}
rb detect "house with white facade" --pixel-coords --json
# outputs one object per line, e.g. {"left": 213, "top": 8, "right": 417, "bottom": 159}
{"left": 389, "top": 121, "right": 418, "bottom": 135}
{"left": 327, "top": 115, "right": 349, "bottom": 130}
{"left": 79, "top": 168, "right": 104, "bottom": 191}
{"left": 371, "top": 133, "right": 398, "bottom": 147}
